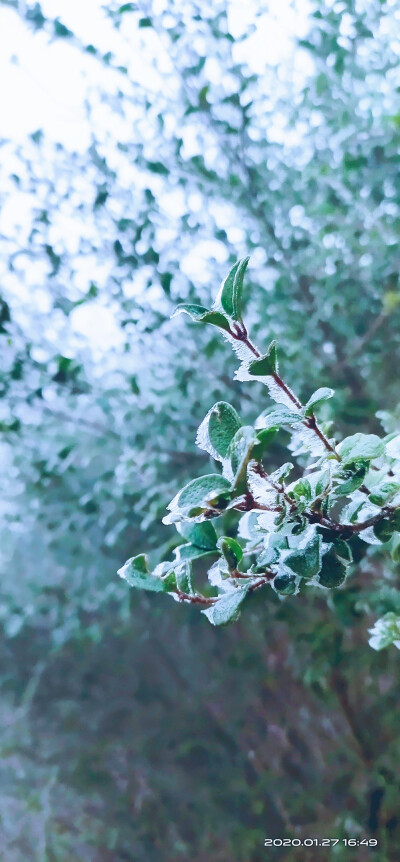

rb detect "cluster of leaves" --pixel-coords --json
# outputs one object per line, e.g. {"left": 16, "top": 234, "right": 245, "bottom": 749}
{"left": 119, "top": 259, "right": 400, "bottom": 641}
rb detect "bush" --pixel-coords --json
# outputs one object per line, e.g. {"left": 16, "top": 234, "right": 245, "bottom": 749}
{"left": 119, "top": 259, "right": 400, "bottom": 645}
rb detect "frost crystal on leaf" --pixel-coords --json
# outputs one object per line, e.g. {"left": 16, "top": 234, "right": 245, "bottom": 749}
{"left": 386, "top": 434, "right": 400, "bottom": 460}
{"left": 255, "top": 509, "right": 279, "bottom": 535}
{"left": 235, "top": 363, "right": 300, "bottom": 410}
{"left": 288, "top": 424, "right": 329, "bottom": 457}
{"left": 247, "top": 460, "right": 279, "bottom": 508}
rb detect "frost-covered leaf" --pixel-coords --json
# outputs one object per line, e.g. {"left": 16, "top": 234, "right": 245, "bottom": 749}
{"left": 252, "top": 427, "right": 278, "bottom": 460}
{"left": 304, "top": 387, "right": 334, "bottom": 416}
{"left": 270, "top": 463, "right": 294, "bottom": 483}
{"left": 217, "top": 536, "right": 243, "bottom": 569}
{"left": 288, "top": 478, "right": 312, "bottom": 502}
{"left": 361, "top": 526, "right": 385, "bottom": 546}
{"left": 172, "top": 304, "right": 231, "bottom": 332}
{"left": 167, "top": 474, "right": 232, "bottom": 513}
{"left": 213, "top": 256, "right": 250, "bottom": 320}
{"left": 256, "top": 509, "right": 280, "bottom": 534}
{"left": 238, "top": 510, "right": 260, "bottom": 540}
{"left": 178, "top": 520, "right": 218, "bottom": 550}
{"left": 202, "top": 585, "right": 249, "bottom": 625}
{"left": 235, "top": 343, "right": 300, "bottom": 411}
{"left": 318, "top": 548, "right": 348, "bottom": 588}
{"left": 272, "top": 573, "right": 297, "bottom": 595}
{"left": 368, "top": 613, "right": 400, "bottom": 651}
{"left": 373, "top": 510, "right": 400, "bottom": 543}
{"left": 225, "top": 426, "right": 257, "bottom": 487}
{"left": 314, "top": 468, "right": 331, "bottom": 497}
{"left": 340, "top": 494, "right": 367, "bottom": 524}
{"left": 247, "top": 341, "right": 278, "bottom": 377}
{"left": 213, "top": 259, "right": 240, "bottom": 317}
{"left": 175, "top": 561, "right": 194, "bottom": 594}
{"left": 340, "top": 498, "right": 383, "bottom": 542}
{"left": 231, "top": 256, "right": 250, "bottom": 319}
{"left": 369, "top": 482, "right": 400, "bottom": 507}
{"left": 174, "top": 543, "right": 213, "bottom": 561}
{"left": 333, "top": 461, "right": 368, "bottom": 496}
{"left": 117, "top": 554, "right": 167, "bottom": 592}
{"left": 288, "top": 423, "right": 332, "bottom": 458}
{"left": 337, "top": 433, "right": 385, "bottom": 464}
{"left": 196, "top": 401, "right": 241, "bottom": 461}
{"left": 332, "top": 539, "right": 353, "bottom": 563}
{"left": 208, "top": 559, "right": 229, "bottom": 589}
{"left": 283, "top": 530, "right": 322, "bottom": 579}
{"left": 247, "top": 460, "right": 279, "bottom": 508}
{"left": 256, "top": 533, "right": 288, "bottom": 569}
{"left": 255, "top": 406, "right": 303, "bottom": 430}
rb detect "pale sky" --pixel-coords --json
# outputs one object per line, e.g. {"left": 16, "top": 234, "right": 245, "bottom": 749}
{"left": 0, "top": 0, "right": 313, "bottom": 146}
{"left": 0, "top": 0, "right": 314, "bottom": 351}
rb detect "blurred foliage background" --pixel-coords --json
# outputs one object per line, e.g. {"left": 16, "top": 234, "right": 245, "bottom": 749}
{"left": 1, "top": 0, "right": 400, "bottom": 859}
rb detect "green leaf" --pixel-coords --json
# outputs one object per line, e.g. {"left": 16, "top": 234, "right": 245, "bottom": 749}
{"left": 274, "top": 463, "right": 294, "bottom": 483}
{"left": 178, "top": 520, "right": 218, "bottom": 550}
{"left": 226, "top": 426, "right": 257, "bottom": 488}
{"left": 196, "top": 401, "right": 242, "bottom": 460}
{"left": 217, "top": 536, "right": 243, "bottom": 569}
{"left": 373, "top": 518, "right": 397, "bottom": 543}
{"left": 318, "top": 549, "right": 347, "bottom": 588}
{"left": 341, "top": 498, "right": 365, "bottom": 524}
{"left": 284, "top": 532, "right": 322, "bottom": 579}
{"left": 147, "top": 160, "right": 169, "bottom": 176}
{"left": 337, "top": 433, "right": 385, "bottom": 464}
{"left": 213, "top": 260, "right": 239, "bottom": 318}
{"left": 231, "top": 256, "right": 250, "bottom": 320}
{"left": 372, "top": 509, "right": 400, "bottom": 543}
{"left": 289, "top": 479, "right": 312, "bottom": 502}
{"left": 315, "top": 469, "right": 331, "bottom": 497}
{"left": 273, "top": 573, "right": 297, "bottom": 595}
{"left": 174, "top": 544, "right": 213, "bottom": 561}
{"left": 54, "top": 20, "right": 73, "bottom": 38}
{"left": 247, "top": 341, "right": 278, "bottom": 377}
{"left": 332, "top": 539, "right": 353, "bottom": 563}
{"left": 213, "top": 257, "right": 250, "bottom": 320}
{"left": 202, "top": 586, "right": 249, "bottom": 625}
{"left": 255, "top": 406, "right": 303, "bottom": 430}
{"left": 175, "top": 561, "right": 194, "bottom": 594}
{"left": 173, "top": 474, "right": 231, "bottom": 511}
{"left": 304, "top": 387, "right": 334, "bottom": 416}
{"left": 369, "top": 482, "right": 400, "bottom": 507}
{"left": 252, "top": 427, "right": 278, "bottom": 460}
{"left": 256, "top": 535, "right": 288, "bottom": 570}
{"left": 333, "top": 461, "right": 368, "bottom": 495}
{"left": 117, "top": 554, "right": 166, "bottom": 592}
{"left": 172, "top": 304, "right": 231, "bottom": 332}
{"left": 158, "top": 566, "right": 178, "bottom": 592}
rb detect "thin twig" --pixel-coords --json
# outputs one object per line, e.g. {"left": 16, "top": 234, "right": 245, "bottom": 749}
{"left": 175, "top": 570, "right": 274, "bottom": 606}
{"left": 231, "top": 323, "right": 340, "bottom": 460}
